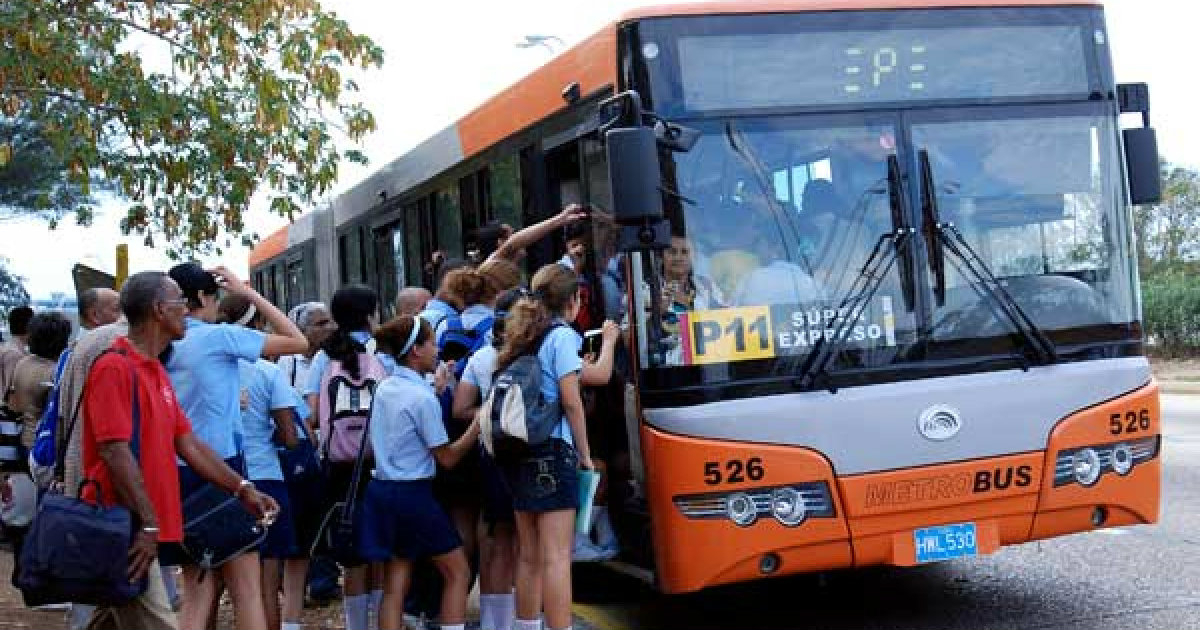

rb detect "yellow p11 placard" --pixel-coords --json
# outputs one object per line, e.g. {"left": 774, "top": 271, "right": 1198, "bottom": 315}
{"left": 680, "top": 306, "right": 775, "bottom": 366}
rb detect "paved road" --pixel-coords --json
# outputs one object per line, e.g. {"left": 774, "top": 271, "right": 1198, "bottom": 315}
{"left": 572, "top": 394, "right": 1200, "bottom": 630}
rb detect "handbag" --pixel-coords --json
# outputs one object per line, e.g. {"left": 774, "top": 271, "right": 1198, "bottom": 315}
{"left": 16, "top": 353, "right": 147, "bottom": 606}
{"left": 311, "top": 393, "right": 376, "bottom": 563}
{"left": 179, "top": 480, "right": 267, "bottom": 569}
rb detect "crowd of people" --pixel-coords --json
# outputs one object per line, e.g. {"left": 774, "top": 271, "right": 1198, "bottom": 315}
{"left": 0, "top": 204, "right": 625, "bottom": 630}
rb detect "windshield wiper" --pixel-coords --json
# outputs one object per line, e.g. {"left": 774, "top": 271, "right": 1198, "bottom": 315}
{"left": 918, "top": 149, "right": 1057, "bottom": 367}
{"left": 794, "top": 154, "right": 914, "bottom": 393}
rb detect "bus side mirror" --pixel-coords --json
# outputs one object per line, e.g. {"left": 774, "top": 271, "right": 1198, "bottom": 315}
{"left": 1118, "top": 83, "right": 1162, "bottom": 205}
{"left": 1124, "top": 127, "right": 1161, "bottom": 205}
{"left": 606, "top": 126, "right": 670, "bottom": 250}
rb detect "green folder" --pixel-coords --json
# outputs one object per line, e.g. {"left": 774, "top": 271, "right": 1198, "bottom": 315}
{"left": 576, "top": 469, "right": 602, "bottom": 534}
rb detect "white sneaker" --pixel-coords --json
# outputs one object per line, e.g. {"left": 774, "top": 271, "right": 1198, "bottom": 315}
{"left": 573, "top": 537, "right": 611, "bottom": 562}
{"left": 403, "top": 613, "right": 426, "bottom": 630}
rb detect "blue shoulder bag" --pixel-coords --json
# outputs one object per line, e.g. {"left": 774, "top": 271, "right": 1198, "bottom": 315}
{"left": 17, "top": 351, "right": 148, "bottom": 606}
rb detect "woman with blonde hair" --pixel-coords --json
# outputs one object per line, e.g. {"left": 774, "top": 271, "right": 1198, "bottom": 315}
{"left": 496, "top": 263, "right": 614, "bottom": 630}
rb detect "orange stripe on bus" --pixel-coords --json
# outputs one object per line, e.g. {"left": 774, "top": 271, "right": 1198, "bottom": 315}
{"left": 457, "top": 28, "right": 618, "bottom": 158}
{"left": 248, "top": 225, "right": 289, "bottom": 268}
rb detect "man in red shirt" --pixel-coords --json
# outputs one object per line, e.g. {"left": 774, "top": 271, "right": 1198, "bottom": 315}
{"left": 81, "top": 271, "right": 277, "bottom": 630}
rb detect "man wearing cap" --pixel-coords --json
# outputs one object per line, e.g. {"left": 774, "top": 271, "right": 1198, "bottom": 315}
{"left": 164, "top": 262, "right": 307, "bottom": 630}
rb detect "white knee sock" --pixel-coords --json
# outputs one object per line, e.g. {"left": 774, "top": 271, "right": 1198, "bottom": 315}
{"left": 282, "top": 623, "right": 302, "bottom": 630}
{"left": 344, "top": 593, "right": 370, "bottom": 630}
{"left": 496, "top": 592, "right": 515, "bottom": 630}
{"left": 514, "top": 618, "right": 542, "bottom": 630}
{"left": 480, "top": 594, "right": 500, "bottom": 630}
{"left": 368, "top": 589, "right": 384, "bottom": 630}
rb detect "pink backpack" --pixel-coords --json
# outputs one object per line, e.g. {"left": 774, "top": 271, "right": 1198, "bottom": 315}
{"left": 318, "top": 352, "right": 387, "bottom": 463}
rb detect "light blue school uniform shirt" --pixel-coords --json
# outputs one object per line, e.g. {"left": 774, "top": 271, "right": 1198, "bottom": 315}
{"left": 368, "top": 366, "right": 447, "bottom": 481}
{"left": 167, "top": 317, "right": 266, "bottom": 459}
{"left": 302, "top": 330, "right": 397, "bottom": 397}
{"left": 461, "top": 345, "right": 499, "bottom": 400}
{"left": 538, "top": 322, "right": 583, "bottom": 446}
{"left": 238, "top": 359, "right": 302, "bottom": 481}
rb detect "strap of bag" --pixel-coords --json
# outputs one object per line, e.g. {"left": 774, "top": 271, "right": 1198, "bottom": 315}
{"left": 339, "top": 388, "right": 378, "bottom": 522}
{"left": 57, "top": 349, "right": 141, "bottom": 481}
{"left": 288, "top": 356, "right": 298, "bottom": 388}
{"left": 111, "top": 350, "right": 142, "bottom": 460}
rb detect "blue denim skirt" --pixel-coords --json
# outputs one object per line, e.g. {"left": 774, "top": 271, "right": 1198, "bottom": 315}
{"left": 501, "top": 439, "right": 579, "bottom": 514}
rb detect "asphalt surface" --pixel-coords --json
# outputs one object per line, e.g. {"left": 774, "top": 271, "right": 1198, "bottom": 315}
{"left": 571, "top": 394, "right": 1200, "bottom": 630}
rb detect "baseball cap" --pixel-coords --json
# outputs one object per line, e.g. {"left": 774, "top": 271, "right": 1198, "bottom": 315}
{"left": 168, "top": 262, "right": 219, "bottom": 303}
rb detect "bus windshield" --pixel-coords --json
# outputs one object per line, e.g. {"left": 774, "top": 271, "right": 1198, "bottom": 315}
{"left": 631, "top": 107, "right": 1138, "bottom": 389}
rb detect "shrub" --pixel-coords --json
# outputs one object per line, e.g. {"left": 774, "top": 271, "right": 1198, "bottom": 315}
{"left": 1142, "top": 270, "right": 1200, "bottom": 357}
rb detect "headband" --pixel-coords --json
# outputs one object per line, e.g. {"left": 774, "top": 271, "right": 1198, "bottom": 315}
{"left": 399, "top": 315, "right": 422, "bottom": 356}
{"left": 234, "top": 303, "right": 258, "bottom": 327}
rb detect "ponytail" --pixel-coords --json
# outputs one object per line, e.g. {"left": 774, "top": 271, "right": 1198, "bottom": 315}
{"left": 497, "top": 263, "right": 578, "bottom": 369}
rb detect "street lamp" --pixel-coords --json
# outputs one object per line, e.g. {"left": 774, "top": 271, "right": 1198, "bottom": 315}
{"left": 516, "top": 35, "right": 564, "bottom": 52}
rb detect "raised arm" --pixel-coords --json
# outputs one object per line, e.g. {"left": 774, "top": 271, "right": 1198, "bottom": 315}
{"left": 211, "top": 266, "right": 307, "bottom": 357}
{"left": 487, "top": 204, "right": 587, "bottom": 263}
{"left": 580, "top": 320, "right": 620, "bottom": 386}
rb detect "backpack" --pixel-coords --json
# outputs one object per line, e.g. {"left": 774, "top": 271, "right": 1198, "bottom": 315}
{"left": 30, "top": 349, "right": 71, "bottom": 472}
{"left": 318, "top": 352, "right": 387, "bottom": 463}
{"left": 478, "top": 324, "right": 564, "bottom": 459}
{"left": 437, "top": 314, "right": 494, "bottom": 366}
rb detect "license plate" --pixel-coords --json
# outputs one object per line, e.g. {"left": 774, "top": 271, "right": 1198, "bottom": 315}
{"left": 913, "top": 523, "right": 977, "bottom": 564}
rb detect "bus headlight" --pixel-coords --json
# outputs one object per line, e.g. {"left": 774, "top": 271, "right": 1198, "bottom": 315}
{"left": 770, "top": 487, "right": 807, "bottom": 526}
{"left": 1110, "top": 443, "right": 1133, "bottom": 476}
{"left": 1054, "top": 436, "right": 1158, "bottom": 487}
{"left": 674, "top": 482, "right": 835, "bottom": 526}
{"left": 726, "top": 492, "right": 758, "bottom": 527}
{"left": 1072, "top": 448, "right": 1101, "bottom": 486}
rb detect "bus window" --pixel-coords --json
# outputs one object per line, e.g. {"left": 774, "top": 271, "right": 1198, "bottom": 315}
{"left": 436, "top": 187, "right": 464, "bottom": 261}
{"left": 286, "top": 259, "right": 304, "bottom": 310}
{"left": 343, "top": 227, "right": 363, "bottom": 284}
{"left": 391, "top": 224, "right": 407, "bottom": 296}
{"left": 338, "top": 234, "right": 349, "bottom": 285}
{"left": 643, "top": 117, "right": 916, "bottom": 371}
{"left": 274, "top": 263, "right": 287, "bottom": 310}
{"left": 267, "top": 264, "right": 278, "bottom": 307}
{"left": 490, "top": 154, "right": 522, "bottom": 229}
{"left": 911, "top": 113, "right": 1134, "bottom": 343}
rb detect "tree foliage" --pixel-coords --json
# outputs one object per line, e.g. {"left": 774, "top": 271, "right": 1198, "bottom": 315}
{"left": 0, "top": 257, "right": 30, "bottom": 313}
{"left": 0, "top": 119, "right": 98, "bottom": 226}
{"left": 0, "top": 0, "right": 384, "bottom": 255}
{"left": 1133, "top": 163, "right": 1200, "bottom": 270}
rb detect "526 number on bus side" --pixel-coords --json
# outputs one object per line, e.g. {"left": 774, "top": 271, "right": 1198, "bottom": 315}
{"left": 1110, "top": 408, "right": 1152, "bottom": 435}
{"left": 704, "top": 458, "right": 766, "bottom": 485}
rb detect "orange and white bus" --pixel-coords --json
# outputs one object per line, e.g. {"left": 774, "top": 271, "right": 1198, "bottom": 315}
{"left": 250, "top": 0, "right": 1163, "bottom": 594}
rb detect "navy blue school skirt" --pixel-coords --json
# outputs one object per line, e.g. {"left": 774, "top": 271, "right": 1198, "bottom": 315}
{"left": 255, "top": 479, "right": 299, "bottom": 559}
{"left": 358, "top": 478, "right": 462, "bottom": 562}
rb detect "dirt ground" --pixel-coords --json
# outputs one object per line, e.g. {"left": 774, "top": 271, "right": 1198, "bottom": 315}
{"left": 0, "top": 552, "right": 349, "bottom": 630}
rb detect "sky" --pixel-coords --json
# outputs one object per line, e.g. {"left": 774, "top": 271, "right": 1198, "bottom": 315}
{"left": 3, "top": 0, "right": 1194, "bottom": 299}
